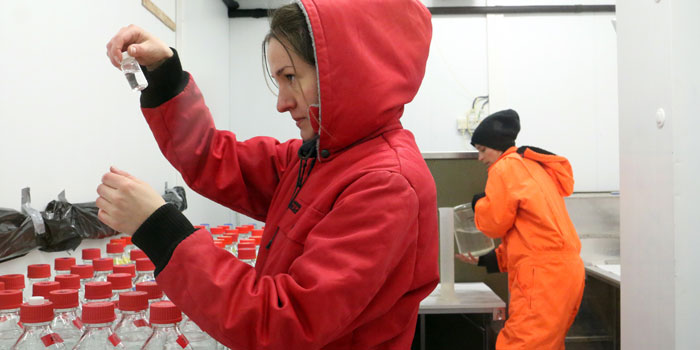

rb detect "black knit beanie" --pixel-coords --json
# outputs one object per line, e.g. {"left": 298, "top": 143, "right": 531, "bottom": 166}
{"left": 470, "top": 109, "right": 521, "bottom": 151}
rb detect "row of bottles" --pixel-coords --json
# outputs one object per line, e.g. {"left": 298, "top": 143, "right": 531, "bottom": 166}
{"left": 1, "top": 290, "right": 197, "bottom": 349}
{"left": 196, "top": 224, "right": 264, "bottom": 267}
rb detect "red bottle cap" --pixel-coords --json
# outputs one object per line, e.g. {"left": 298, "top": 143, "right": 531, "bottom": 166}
{"left": 54, "top": 257, "right": 77, "bottom": 272}
{"left": 27, "top": 264, "right": 51, "bottom": 279}
{"left": 213, "top": 241, "right": 226, "bottom": 249}
{"left": 92, "top": 258, "right": 114, "bottom": 272}
{"left": 210, "top": 227, "right": 225, "bottom": 235}
{"left": 253, "top": 237, "right": 262, "bottom": 246}
{"left": 135, "top": 258, "right": 155, "bottom": 272}
{"left": 32, "top": 281, "right": 61, "bottom": 298}
{"left": 48, "top": 289, "right": 79, "bottom": 309}
{"left": 0, "top": 274, "right": 25, "bottom": 290}
{"left": 84, "top": 282, "right": 113, "bottom": 300}
{"left": 82, "top": 248, "right": 101, "bottom": 260}
{"left": 20, "top": 299, "right": 55, "bottom": 323}
{"left": 110, "top": 238, "right": 126, "bottom": 244}
{"left": 238, "top": 242, "right": 255, "bottom": 250}
{"left": 135, "top": 282, "right": 163, "bottom": 300}
{"left": 220, "top": 236, "right": 234, "bottom": 245}
{"left": 224, "top": 232, "right": 239, "bottom": 242}
{"left": 55, "top": 274, "right": 81, "bottom": 290}
{"left": 107, "top": 273, "right": 132, "bottom": 290}
{"left": 0, "top": 290, "right": 22, "bottom": 309}
{"left": 114, "top": 264, "right": 136, "bottom": 278}
{"left": 82, "top": 302, "right": 116, "bottom": 324}
{"left": 118, "top": 291, "right": 148, "bottom": 311}
{"left": 70, "top": 265, "right": 94, "bottom": 280}
{"left": 122, "top": 236, "right": 132, "bottom": 245}
{"left": 251, "top": 229, "right": 263, "bottom": 237}
{"left": 149, "top": 301, "right": 182, "bottom": 324}
{"left": 0, "top": 281, "right": 4, "bottom": 290}
{"left": 236, "top": 226, "right": 250, "bottom": 233}
{"left": 238, "top": 247, "right": 256, "bottom": 260}
{"left": 107, "top": 243, "right": 124, "bottom": 254}
{"left": 130, "top": 249, "right": 147, "bottom": 261}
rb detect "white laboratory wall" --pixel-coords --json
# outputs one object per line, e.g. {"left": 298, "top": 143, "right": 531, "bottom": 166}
{"left": 0, "top": 1, "right": 235, "bottom": 274}
{"left": 618, "top": 0, "right": 700, "bottom": 348}
{"left": 226, "top": 3, "right": 619, "bottom": 192}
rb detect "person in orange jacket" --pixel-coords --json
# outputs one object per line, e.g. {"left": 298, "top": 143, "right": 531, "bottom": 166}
{"left": 459, "top": 109, "right": 585, "bottom": 349}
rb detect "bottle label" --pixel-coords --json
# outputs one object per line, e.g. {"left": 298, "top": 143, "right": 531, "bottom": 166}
{"left": 108, "top": 333, "right": 122, "bottom": 346}
{"left": 133, "top": 319, "right": 149, "bottom": 327}
{"left": 41, "top": 333, "right": 64, "bottom": 346}
{"left": 73, "top": 318, "right": 84, "bottom": 329}
{"left": 176, "top": 334, "right": 189, "bottom": 348}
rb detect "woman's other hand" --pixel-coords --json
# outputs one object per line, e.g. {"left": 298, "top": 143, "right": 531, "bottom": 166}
{"left": 455, "top": 252, "right": 479, "bottom": 265}
{"left": 96, "top": 166, "right": 166, "bottom": 235}
{"left": 106, "top": 24, "right": 173, "bottom": 70}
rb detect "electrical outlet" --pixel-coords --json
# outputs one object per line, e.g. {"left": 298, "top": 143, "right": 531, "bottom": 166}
{"left": 457, "top": 116, "right": 468, "bottom": 132}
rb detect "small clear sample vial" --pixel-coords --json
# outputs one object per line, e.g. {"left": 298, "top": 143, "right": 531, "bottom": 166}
{"left": 121, "top": 52, "right": 148, "bottom": 91}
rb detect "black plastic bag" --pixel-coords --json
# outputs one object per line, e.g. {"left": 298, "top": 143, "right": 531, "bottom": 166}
{"left": 163, "top": 183, "right": 187, "bottom": 211}
{"left": 0, "top": 208, "right": 39, "bottom": 263}
{"left": 40, "top": 191, "right": 119, "bottom": 252}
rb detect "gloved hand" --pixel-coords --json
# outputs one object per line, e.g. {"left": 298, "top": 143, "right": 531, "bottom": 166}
{"left": 471, "top": 192, "right": 486, "bottom": 212}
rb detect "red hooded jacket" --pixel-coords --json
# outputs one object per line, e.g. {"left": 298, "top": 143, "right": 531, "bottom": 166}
{"left": 133, "top": 0, "right": 439, "bottom": 349}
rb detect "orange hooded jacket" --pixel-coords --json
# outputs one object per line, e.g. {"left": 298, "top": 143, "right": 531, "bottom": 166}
{"left": 474, "top": 146, "right": 585, "bottom": 349}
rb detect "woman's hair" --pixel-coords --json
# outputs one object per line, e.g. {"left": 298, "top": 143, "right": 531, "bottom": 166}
{"left": 262, "top": 3, "right": 315, "bottom": 91}
{"left": 265, "top": 3, "right": 315, "bottom": 66}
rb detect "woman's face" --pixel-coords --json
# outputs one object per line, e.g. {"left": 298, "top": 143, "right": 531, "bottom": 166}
{"left": 266, "top": 38, "right": 319, "bottom": 141}
{"left": 475, "top": 144, "right": 503, "bottom": 167}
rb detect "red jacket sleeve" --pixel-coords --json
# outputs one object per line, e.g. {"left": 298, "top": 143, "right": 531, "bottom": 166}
{"left": 155, "top": 171, "right": 422, "bottom": 349}
{"left": 141, "top": 75, "right": 300, "bottom": 220}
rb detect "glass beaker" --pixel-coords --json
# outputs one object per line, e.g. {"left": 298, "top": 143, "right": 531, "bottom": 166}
{"left": 453, "top": 203, "right": 495, "bottom": 258}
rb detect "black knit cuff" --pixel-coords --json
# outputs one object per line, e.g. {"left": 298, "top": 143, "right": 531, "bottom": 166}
{"left": 131, "top": 203, "right": 195, "bottom": 276}
{"left": 140, "top": 48, "right": 190, "bottom": 108}
{"left": 477, "top": 249, "right": 500, "bottom": 274}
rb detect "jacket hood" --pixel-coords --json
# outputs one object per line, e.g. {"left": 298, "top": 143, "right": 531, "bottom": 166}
{"left": 518, "top": 146, "right": 574, "bottom": 196}
{"left": 296, "top": 0, "right": 432, "bottom": 159}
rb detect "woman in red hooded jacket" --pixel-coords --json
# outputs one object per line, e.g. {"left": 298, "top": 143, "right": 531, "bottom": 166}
{"left": 97, "top": 1, "right": 438, "bottom": 349}
{"left": 462, "top": 109, "right": 585, "bottom": 349}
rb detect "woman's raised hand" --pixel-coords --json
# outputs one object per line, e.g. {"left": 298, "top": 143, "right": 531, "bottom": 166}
{"left": 106, "top": 24, "right": 173, "bottom": 70}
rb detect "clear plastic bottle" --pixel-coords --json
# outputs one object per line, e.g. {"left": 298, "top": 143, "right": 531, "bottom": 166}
{"left": 0, "top": 274, "right": 26, "bottom": 301}
{"left": 31, "top": 282, "right": 60, "bottom": 300}
{"left": 73, "top": 302, "right": 124, "bottom": 349}
{"left": 53, "top": 258, "right": 75, "bottom": 276}
{"left": 113, "top": 265, "right": 136, "bottom": 285}
{"left": 27, "top": 265, "right": 51, "bottom": 295}
{"left": 142, "top": 301, "right": 192, "bottom": 350}
{"left": 70, "top": 265, "right": 94, "bottom": 301}
{"left": 107, "top": 243, "right": 129, "bottom": 266}
{"left": 237, "top": 247, "right": 257, "bottom": 267}
{"left": 106, "top": 274, "right": 133, "bottom": 316}
{"left": 134, "top": 282, "right": 163, "bottom": 321}
{"left": 236, "top": 226, "right": 251, "bottom": 241}
{"left": 121, "top": 52, "right": 148, "bottom": 91}
{"left": 53, "top": 275, "right": 80, "bottom": 293}
{"left": 180, "top": 314, "right": 216, "bottom": 349}
{"left": 83, "top": 282, "right": 113, "bottom": 306}
{"left": 0, "top": 290, "right": 23, "bottom": 348}
{"left": 11, "top": 297, "right": 67, "bottom": 349}
{"left": 134, "top": 259, "right": 155, "bottom": 285}
{"left": 121, "top": 237, "right": 136, "bottom": 262}
{"left": 47, "top": 289, "right": 82, "bottom": 349}
{"left": 113, "top": 291, "right": 151, "bottom": 350}
{"left": 82, "top": 248, "right": 101, "bottom": 265}
{"left": 92, "top": 258, "right": 115, "bottom": 283}
{"left": 128, "top": 249, "right": 147, "bottom": 264}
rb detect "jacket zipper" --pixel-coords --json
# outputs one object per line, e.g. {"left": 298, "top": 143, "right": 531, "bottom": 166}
{"left": 266, "top": 227, "right": 280, "bottom": 249}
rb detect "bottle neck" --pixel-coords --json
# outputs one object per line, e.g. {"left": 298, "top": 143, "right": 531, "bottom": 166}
{"left": 21, "top": 321, "right": 52, "bottom": 329}
{"left": 84, "top": 322, "right": 113, "bottom": 329}
{"left": 151, "top": 323, "right": 178, "bottom": 329}
{"left": 0, "top": 308, "right": 20, "bottom": 314}
{"left": 54, "top": 307, "right": 79, "bottom": 314}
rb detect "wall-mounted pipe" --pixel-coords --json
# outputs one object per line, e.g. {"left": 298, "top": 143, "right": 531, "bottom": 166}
{"left": 222, "top": 3, "right": 615, "bottom": 19}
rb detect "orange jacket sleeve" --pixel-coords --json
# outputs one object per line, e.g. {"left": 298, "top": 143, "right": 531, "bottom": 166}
{"left": 473, "top": 163, "right": 519, "bottom": 239}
